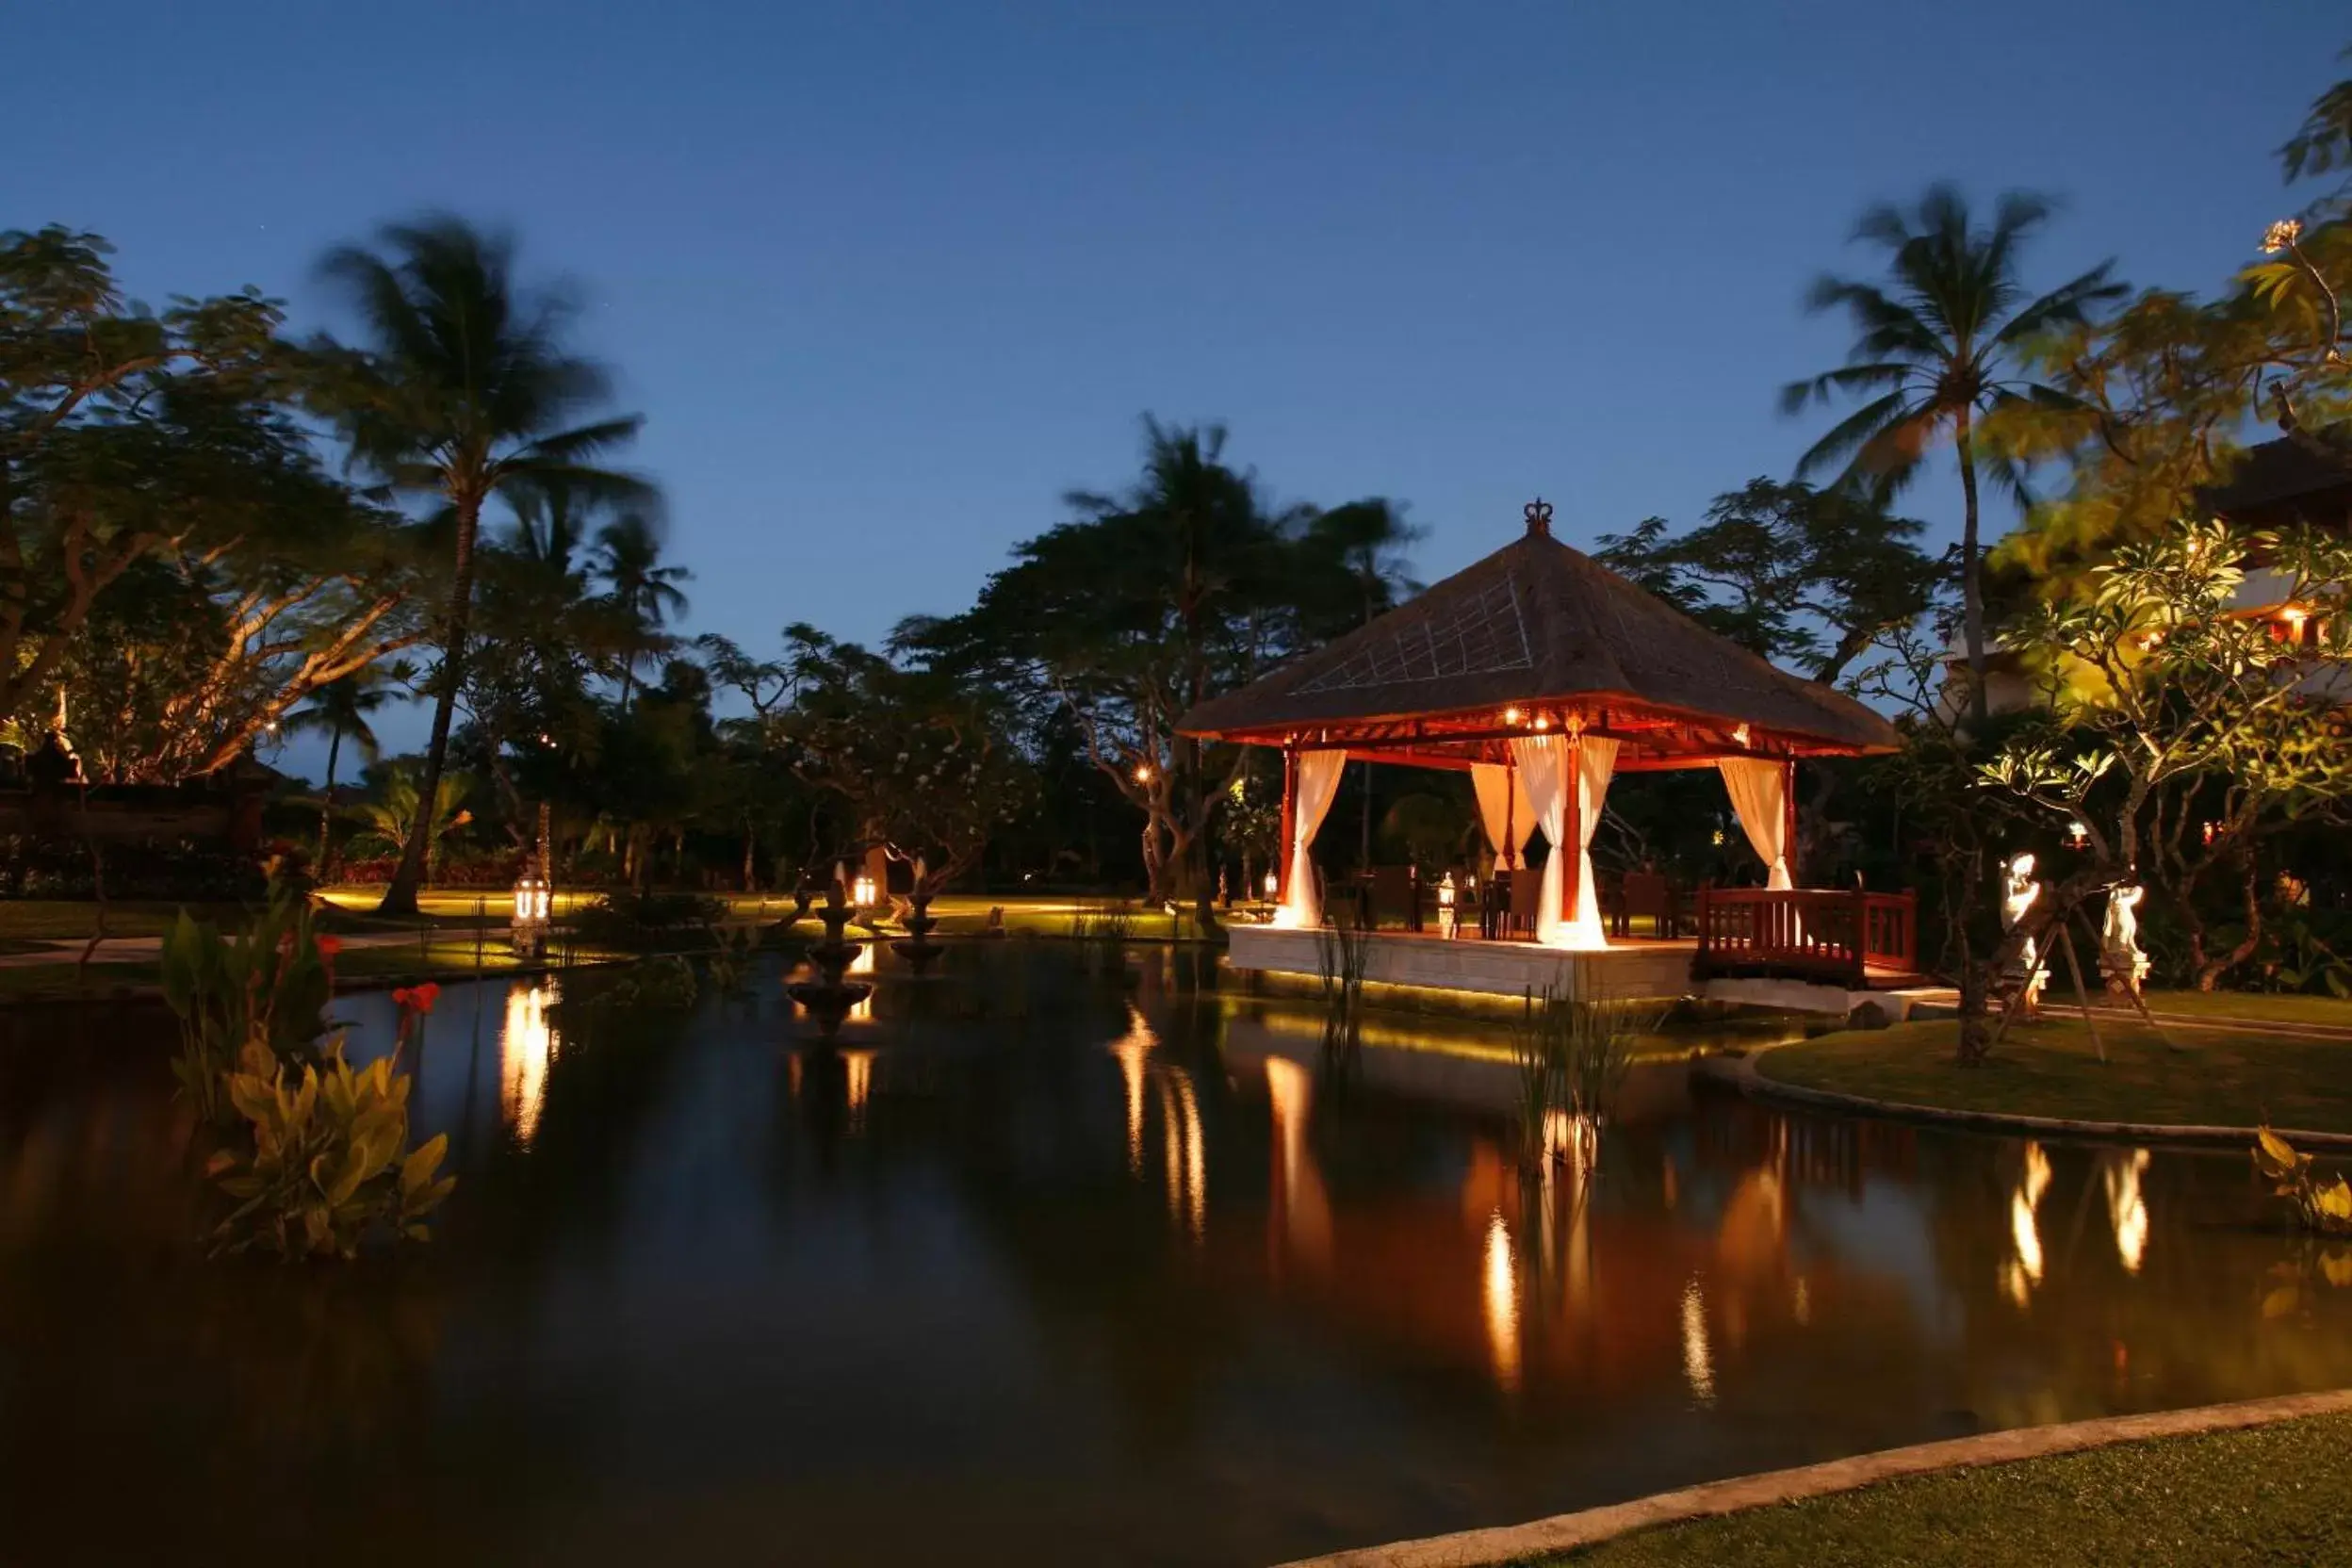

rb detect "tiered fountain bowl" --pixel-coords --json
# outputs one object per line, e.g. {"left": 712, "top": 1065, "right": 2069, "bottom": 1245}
{"left": 784, "top": 888, "right": 873, "bottom": 1038}
{"left": 890, "top": 889, "right": 945, "bottom": 973}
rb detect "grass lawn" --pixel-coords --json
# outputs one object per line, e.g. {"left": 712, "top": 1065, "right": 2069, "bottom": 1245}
{"left": 1760, "top": 1017, "right": 2352, "bottom": 1133}
{"left": 2128, "top": 989, "right": 2352, "bottom": 1027}
{"left": 0, "top": 901, "right": 245, "bottom": 941}
{"left": 1552, "top": 1411, "right": 2352, "bottom": 1566}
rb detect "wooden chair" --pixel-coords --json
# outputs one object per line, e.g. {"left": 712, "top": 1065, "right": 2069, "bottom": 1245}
{"left": 1506, "top": 862, "right": 1544, "bottom": 940}
{"left": 1368, "top": 865, "right": 1416, "bottom": 930}
{"left": 1615, "top": 871, "right": 1676, "bottom": 938}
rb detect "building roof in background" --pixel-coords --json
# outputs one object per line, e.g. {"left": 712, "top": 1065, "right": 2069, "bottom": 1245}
{"left": 2203, "top": 435, "right": 2352, "bottom": 517}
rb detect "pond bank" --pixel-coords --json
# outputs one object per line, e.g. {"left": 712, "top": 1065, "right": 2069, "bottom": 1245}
{"left": 1279, "top": 1391, "right": 2352, "bottom": 1568}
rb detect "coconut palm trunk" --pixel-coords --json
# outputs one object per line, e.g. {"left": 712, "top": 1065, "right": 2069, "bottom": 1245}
{"left": 1953, "top": 405, "right": 1988, "bottom": 727}
{"left": 318, "top": 726, "right": 344, "bottom": 877}
{"left": 383, "top": 492, "right": 482, "bottom": 915}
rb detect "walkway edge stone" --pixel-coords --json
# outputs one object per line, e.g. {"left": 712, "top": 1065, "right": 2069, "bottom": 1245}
{"left": 1700, "top": 1050, "right": 2352, "bottom": 1150}
{"left": 1271, "top": 1388, "right": 2352, "bottom": 1568}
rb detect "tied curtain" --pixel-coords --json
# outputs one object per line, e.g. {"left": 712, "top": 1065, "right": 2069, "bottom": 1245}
{"left": 1509, "top": 737, "right": 1569, "bottom": 946}
{"left": 1275, "top": 749, "right": 1348, "bottom": 928}
{"left": 1470, "top": 763, "right": 1536, "bottom": 869}
{"left": 1718, "top": 758, "right": 1792, "bottom": 889}
{"left": 1565, "top": 737, "right": 1620, "bottom": 948}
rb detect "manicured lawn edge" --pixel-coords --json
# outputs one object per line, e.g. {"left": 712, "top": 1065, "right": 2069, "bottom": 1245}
{"left": 1709, "top": 1050, "right": 2352, "bottom": 1150}
{"left": 1271, "top": 1389, "right": 2352, "bottom": 1568}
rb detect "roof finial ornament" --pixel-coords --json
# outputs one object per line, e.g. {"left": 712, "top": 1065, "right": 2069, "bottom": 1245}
{"left": 1524, "top": 498, "right": 1553, "bottom": 538}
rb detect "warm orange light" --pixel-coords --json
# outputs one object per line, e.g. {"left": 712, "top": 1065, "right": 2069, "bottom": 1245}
{"left": 1532, "top": 713, "right": 1550, "bottom": 731}
{"left": 1134, "top": 762, "right": 1154, "bottom": 783}
{"left": 1502, "top": 707, "right": 1523, "bottom": 726}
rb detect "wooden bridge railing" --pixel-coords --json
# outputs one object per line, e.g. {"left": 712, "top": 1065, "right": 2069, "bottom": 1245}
{"left": 1690, "top": 887, "right": 1918, "bottom": 988}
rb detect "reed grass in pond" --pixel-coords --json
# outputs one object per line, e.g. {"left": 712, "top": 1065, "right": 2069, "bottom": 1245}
{"left": 4, "top": 943, "right": 2352, "bottom": 1566}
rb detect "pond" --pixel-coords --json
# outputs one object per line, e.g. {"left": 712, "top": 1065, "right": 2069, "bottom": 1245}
{"left": 4, "top": 943, "right": 2350, "bottom": 1567}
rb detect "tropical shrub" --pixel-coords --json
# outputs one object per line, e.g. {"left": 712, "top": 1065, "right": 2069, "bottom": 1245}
{"left": 587, "top": 954, "right": 700, "bottom": 1010}
{"left": 0, "top": 834, "right": 267, "bottom": 902}
{"left": 205, "top": 1036, "right": 453, "bottom": 1259}
{"left": 160, "top": 891, "right": 337, "bottom": 1122}
{"left": 569, "top": 890, "right": 727, "bottom": 951}
{"left": 2256, "top": 1126, "right": 2352, "bottom": 1235}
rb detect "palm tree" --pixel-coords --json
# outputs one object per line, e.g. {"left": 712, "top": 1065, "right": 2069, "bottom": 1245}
{"left": 350, "top": 764, "right": 475, "bottom": 882}
{"left": 283, "top": 666, "right": 401, "bottom": 877}
{"left": 593, "top": 511, "right": 692, "bottom": 710}
{"left": 1782, "top": 186, "right": 2124, "bottom": 727}
{"left": 313, "top": 216, "right": 648, "bottom": 913}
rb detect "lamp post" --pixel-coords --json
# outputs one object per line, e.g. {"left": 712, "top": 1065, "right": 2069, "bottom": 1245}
{"left": 1437, "top": 871, "right": 1459, "bottom": 939}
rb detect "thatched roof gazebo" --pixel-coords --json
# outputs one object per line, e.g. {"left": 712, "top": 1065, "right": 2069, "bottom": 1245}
{"left": 1180, "top": 501, "right": 1910, "bottom": 996}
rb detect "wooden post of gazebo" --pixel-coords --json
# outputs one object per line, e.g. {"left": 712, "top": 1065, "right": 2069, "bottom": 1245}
{"left": 1781, "top": 756, "right": 1799, "bottom": 884}
{"left": 1275, "top": 743, "right": 1298, "bottom": 906}
{"left": 1561, "top": 731, "right": 1582, "bottom": 929}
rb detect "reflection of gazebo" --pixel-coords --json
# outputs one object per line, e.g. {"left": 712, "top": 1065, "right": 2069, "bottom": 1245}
{"left": 1179, "top": 502, "right": 1917, "bottom": 1001}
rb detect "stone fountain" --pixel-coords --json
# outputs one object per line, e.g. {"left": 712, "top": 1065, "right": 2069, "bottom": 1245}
{"left": 784, "top": 875, "right": 873, "bottom": 1038}
{"left": 890, "top": 858, "right": 946, "bottom": 973}
{"left": 770, "top": 871, "right": 815, "bottom": 939}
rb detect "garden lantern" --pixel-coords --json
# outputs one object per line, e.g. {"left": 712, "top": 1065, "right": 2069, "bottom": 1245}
{"left": 511, "top": 869, "right": 551, "bottom": 957}
{"left": 853, "top": 872, "right": 878, "bottom": 909}
{"left": 1437, "top": 872, "right": 1459, "bottom": 939}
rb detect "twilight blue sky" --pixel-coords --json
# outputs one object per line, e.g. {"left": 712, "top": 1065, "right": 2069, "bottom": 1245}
{"left": 16, "top": 1, "right": 2344, "bottom": 759}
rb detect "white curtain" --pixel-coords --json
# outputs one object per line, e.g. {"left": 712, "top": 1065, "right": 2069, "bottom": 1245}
{"left": 1718, "top": 758, "right": 1792, "bottom": 889}
{"left": 1470, "top": 762, "right": 1536, "bottom": 870}
{"left": 1563, "top": 738, "right": 1620, "bottom": 948}
{"left": 1510, "top": 736, "right": 1569, "bottom": 946}
{"left": 1275, "top": 749, "right": 1348, "bottom": 928}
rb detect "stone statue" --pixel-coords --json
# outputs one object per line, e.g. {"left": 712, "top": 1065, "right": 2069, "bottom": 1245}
{"left": 2099, "top": 882, "right": 2149, "bottom": 995}
{"left": 2001, "top": 852, "right": 2045, "bottom": 1013}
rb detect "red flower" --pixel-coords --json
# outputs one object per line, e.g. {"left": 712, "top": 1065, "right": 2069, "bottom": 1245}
{"left": 315, "top": 936, "right": 343, "bottom": 960}
{"left": 392, "top": 982, "right": 440, "bottom": 1016}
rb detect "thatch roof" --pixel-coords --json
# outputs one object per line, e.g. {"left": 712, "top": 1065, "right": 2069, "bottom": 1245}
{"left": 1179, "top": 508, "right": 1901, "bottom": 755}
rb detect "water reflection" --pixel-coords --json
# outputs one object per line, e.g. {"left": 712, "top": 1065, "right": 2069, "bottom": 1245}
{"left": 1156, "top": 1066, "right": 1206, "bottom": 1241}
{"left": 500, "top": 980, "right": 557, "bottom": 1144}
{"left": 842, "top": 1049, "right": 875, "bottom": 1129}
{"left": 2002, "top": 1141, "right": 2054, "bottom": 1306}
{"left": 1109, "top": 1004, "right": 1153, "bottom": 1174}
{"left": 848, "top": 944, "right": 876, "bottom": 1021}
{"left": 1264, "top": 1055, "right": 1331, "bottom": 1269}
{"left": 2107, "top": 1148, "right": 2151, "bottom": 1273}
{"left": 1483, "top": 1210, "right": 1520, "bottom": 1394}
{"left": 1680, "top": 1277, "right": 1715, "bottom": 1407}
{"left": 8, "top": 967, "right": 2352, "bottom": 1568}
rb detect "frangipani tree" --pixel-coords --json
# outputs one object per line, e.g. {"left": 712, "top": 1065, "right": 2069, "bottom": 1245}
{"left": 1983, "top": 519, "right": 2352, "bottom": 988}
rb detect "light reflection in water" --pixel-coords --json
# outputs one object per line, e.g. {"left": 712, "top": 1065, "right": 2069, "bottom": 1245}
{"left": 842, "top": 1050, "right": 875, "bottom": 1130}
{"left": 1108, "top": 1005, "right": 1154, "bottom": 1174}
{"left": 848, "top": 946, "right": 875, "bottom": 1021}
{"left": 1482, "top": 1210, "right": 1520, "bottom": 1394}
{"left": 2106, "top": 1148, "right": 2151, "bottom": 1273}
{"left": 1680, "top": 1277, "right": 1714, "bottom": 1406}
{"left": 500, "top": 981, "right": 557, "bottom": 1144}
{"left": 2001, "top": 1141, "right": 2054, "bottom": 1306}
{"left": 1264, "top": 1056, "right": 1331, "bottom": 1269}
{"left": 1155, "top": 1067, "right": 1206, "bottom": 1242}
